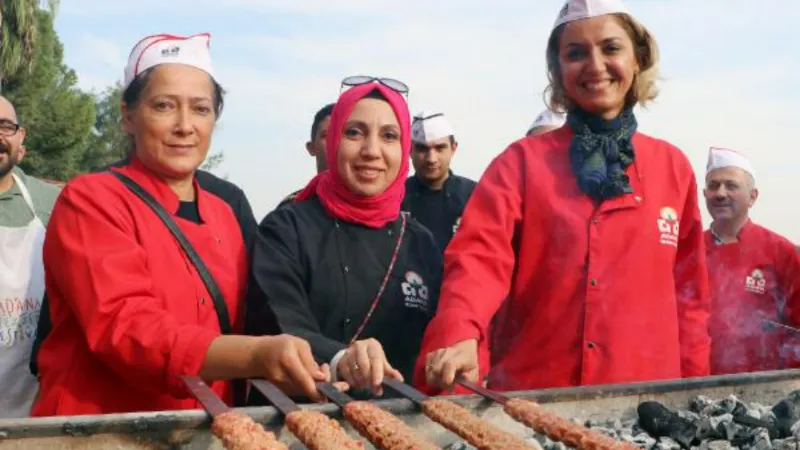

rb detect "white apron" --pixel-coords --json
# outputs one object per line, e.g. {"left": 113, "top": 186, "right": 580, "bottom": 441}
{"left": 0, "top": 173, "right": 45, "bottom": 418}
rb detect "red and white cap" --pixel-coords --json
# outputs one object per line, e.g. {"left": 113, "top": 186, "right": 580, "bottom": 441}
{"left": 527, "top": 109, "right": 566, "bottom": 134}
{"left": 554, "top": 0, "right": 630, "bottom": 29}
{"left": 411, "top": 110, "right": 455, "bottom": 144}
{"left": 706, "top": 146, "right": 756, "bottom": 180}
{"left": 123, "top": 33, "right": 213, "bottom": 90}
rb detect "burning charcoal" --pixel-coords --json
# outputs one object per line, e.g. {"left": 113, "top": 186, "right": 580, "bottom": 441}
{"left": 639, "top": 401, "right": 698, "bottom": 449}
{"left": 630, "top": 432, "right": 657, "bottom": 448}
{"left": 773, "top": 390, "right": 800, "bottom": 438}
{"left": 720, "top": 396, "right": 742, "bottom": 414}
{"left": 678, "top": 410, "right": 701, "bottom": 423}
{"left": 719, "top": 420, "right": 744, "bottom": 442}
{"left": 690, "top": 396, "right": 715, "bottom": 414}
{"left": 592, "top": 426, "right": 619, "bottom": 439}
{"left": 749, "top": 428, "right": 772, "bottom": 450}
{"left": 656, "top": 436, "right": 682, "bottom": 450}
{"left": 694, "top": 416, "right": 721, "bottom": 441}
{"left": 774, "top": 438, "right": 799, "bottom": 450}
{"left": 621, "top": 418, "right": 639, "bottom": 429}
{"left": 708, "top": 413, "right": 733, "bottom": 431}
{"left": 697, "top": 441, "right": 736, "bottom": 450}
{"left": 443, "top": 442, "right": 477, "bottom": 450}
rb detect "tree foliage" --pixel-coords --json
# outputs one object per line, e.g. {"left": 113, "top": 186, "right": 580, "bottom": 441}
{"left": 0, "top": 0, "right": 59, "bottom": 88}
{"left": 4, "top": 9, "right": 94, "bottom": 180}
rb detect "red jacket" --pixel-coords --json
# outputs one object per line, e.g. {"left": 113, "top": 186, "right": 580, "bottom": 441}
{"left": 706, "top": 221, "right": 800, "bottom": 374}
{"left": 32, "top": 159, "right": 249, "bottom": 416}
{"left": 413, "top": 128, "right": 711, "bottom": 394}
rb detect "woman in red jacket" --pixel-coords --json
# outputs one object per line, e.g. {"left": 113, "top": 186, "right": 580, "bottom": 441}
{"left": 416, "top": 0, "right": 711, "bottom": 394}
{"left": 31, "top": 33, "right": 330, "bottom": 416}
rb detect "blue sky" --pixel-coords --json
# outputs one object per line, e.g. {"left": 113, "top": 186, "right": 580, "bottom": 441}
{"left": 54, "top": 0, "right": 800, "bottom": 241}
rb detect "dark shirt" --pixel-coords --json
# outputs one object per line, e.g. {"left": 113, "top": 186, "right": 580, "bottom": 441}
{"left": 246, "top": 197, "right": 442, "bottom": 394}
{"left": 401, "top": 173, "right": 477, "bottom": 253}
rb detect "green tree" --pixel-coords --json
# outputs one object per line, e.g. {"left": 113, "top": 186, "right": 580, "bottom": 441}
{"left": 0, "top": 0, "right": 59, "bottom": 90}
{"left": 80, "top": 83, "right": 127, "bottom": 171}
{"left": 4, "top": 9, "right": 94, "bottom": 180}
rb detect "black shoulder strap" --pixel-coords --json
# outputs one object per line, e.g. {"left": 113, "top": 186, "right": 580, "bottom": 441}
{"left": 110, "top": 171, "right": 232, "bottom": 334}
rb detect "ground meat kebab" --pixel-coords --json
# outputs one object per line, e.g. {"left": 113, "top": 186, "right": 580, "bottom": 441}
{"left": 211, "top": 411, "right": 289, "bottom": 450}
{"left": 504, "top": 398, "right": 638, "bottom": 450}
{"left": 343, "top": 400, "right": 440, "bottom": 449}
{"left": 285, "top": 409, "right": 365, "bottom": 449}
{"left": 421, "top": 398, "right": 534, "bottom": 449}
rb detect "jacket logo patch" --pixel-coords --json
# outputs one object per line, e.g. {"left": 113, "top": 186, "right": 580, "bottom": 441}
{"left": 746, "top": 269, "right": 767, "bottom": 295}
{"left": 401, "top": 271, "right": 429, "bottom": 312}
{"left": 657, "top": 206, "right": 679, "bottom": 247}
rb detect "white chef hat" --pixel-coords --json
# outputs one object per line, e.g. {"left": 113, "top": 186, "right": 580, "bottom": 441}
{"left": 124, "top": 33, "right": 214, "bottom": 90}
{"left": 554, "top": 0, "right": 630, "bottom": 29}
{"left": 706, "top": 146, "right": 756, "bottom": 180}
{"left": 527, "top": 109, "right": 567, "bottom": 134}
{"left": 411, "top": 110, "right": 455, "bottom": 145}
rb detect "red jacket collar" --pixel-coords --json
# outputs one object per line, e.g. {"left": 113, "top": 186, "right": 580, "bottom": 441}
{"left": 110, "top": 156, "right": 201, "bottom": 216}
{"left": 707, "top": 219, "right": 755, "bottom": 246}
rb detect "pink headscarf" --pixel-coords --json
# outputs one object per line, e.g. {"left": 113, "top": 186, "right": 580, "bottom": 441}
{"left": 294, "top": 82, "right": 411, "bottom": 228}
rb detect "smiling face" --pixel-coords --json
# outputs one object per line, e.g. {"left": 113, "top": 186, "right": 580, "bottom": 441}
{"left": 557, "top": 15, "right": 639, "bottom": 119}
{"left": 122, "top": 64, "right": 216, "bottom": 181}
{"left": 336, "top": 97, "right": 403, "bottom": 197}
{"left": 704, "top": 167, "right": 758, "bottom": 223}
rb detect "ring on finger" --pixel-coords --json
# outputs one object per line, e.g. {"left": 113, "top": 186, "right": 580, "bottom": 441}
{"left": 352, "top": 363, "right": 360, "bottom": 372}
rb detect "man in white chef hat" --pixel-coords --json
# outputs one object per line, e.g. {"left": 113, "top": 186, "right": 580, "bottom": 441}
{"left": 526, "top": 109, "right": 566, "bottom": 137}
{"left": 703, "top": 146, "right": 800, "bottom": 376}
{"left": 402, "top": 110, "right": 476, "bottom": 253}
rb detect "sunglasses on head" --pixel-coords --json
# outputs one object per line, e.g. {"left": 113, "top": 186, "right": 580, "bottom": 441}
{"left": 340, "top": 75, "right": 410, "bottom": 97}
{"left": 412, "top": 112, "right": 444, "bottom": 123}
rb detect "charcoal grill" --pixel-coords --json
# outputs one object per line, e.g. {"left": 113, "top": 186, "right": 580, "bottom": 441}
{"left": 1, "top": 369, "right": 798, "bottom": 449}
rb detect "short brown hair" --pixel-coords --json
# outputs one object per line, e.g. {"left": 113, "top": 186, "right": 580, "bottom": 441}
{"left": 544, "top": 14, "right": 660, "bottom": 113}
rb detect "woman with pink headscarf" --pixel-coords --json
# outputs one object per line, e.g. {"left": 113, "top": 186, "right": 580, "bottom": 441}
{"left": 246, "top": 77, "right": 442, "bottom": 400}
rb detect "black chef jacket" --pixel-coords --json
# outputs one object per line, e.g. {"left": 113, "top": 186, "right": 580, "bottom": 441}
{"left": 401, "top": 172, "right": 477, "bottom": 253}
{"left": 246, "top": 197, "right": 442, "bottom": 392}
{"left": 275, "top": 188, "right": 302, "bottom": 210}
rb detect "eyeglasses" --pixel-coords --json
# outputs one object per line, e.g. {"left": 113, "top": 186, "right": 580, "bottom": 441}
{"left": 340, "top": 75, "right": 410, "bottom": 97}
{"left": 0, "top": 120, "right": 20, "bottom": 137}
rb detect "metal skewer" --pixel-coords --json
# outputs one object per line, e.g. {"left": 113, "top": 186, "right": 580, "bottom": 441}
{"left": 181, "top": 375, "right": 230, "bottom": 417}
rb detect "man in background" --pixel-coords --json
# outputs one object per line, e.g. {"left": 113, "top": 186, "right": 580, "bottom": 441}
{"left": 0, "top": 96, "right": 61, "bottom": 418}
{"left": 277, "top": 103, "right": 334, "bottom": 208}
{"left": 704, "top": 146, "right": 800, "bottom": 375}
{"left": 402, "top": 110, "right": 476, "bottom": 253}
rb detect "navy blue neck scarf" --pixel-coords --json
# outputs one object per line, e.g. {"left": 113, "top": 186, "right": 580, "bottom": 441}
{"left": 567, "top": 108, "right": 637, "bottom": 201}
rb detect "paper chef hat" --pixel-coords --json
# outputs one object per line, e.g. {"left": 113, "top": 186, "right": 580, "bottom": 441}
{"left": 706, "top": 146, "right": 756, "bottom": 180}
{"left": 554, "top": 0, "right": 630, "bottom": 29}
{"left": 124, "top": 33, "right": 214, "bottom": 90}
{"left": 527, "top": 109, "right": 567, "bottom": 134}
{"left": 411, "top": 111, "right": 455, "bottom": 145}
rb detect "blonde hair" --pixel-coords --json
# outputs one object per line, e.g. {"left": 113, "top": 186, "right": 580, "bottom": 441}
{"left": 545, "top": 13, "right": 660, "bottom": 113}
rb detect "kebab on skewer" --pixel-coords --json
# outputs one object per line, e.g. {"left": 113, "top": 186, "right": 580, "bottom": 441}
{"left": 457, "top": 380, "right": 639, "bottom": 450}
{"left": 250, "top": 379, "right": 364, "bottom": 450}
{"left": 181, "top": 376, "right": 289, "bottom": 450}
{"left": 317, "top": 382, "right": 441, "bottom": 450}
{"left": 383, "top": 378, "right": 537, "bottom": 450}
